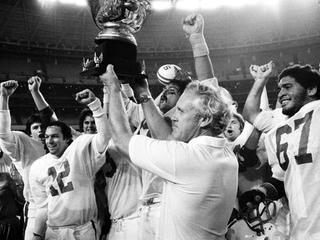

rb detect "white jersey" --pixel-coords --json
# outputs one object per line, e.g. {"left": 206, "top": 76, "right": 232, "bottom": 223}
{"left": 0, "top": 131, "right": 45, "bottom": 217}
{"left": 129, "top": 135, "right": 238, "bottom": 240}
{"left": 127, "top": 100, "right": 164, "bottom": 202}
{"left": 253, "top": 108, "right": 288, "bottom": 133}
{"left": 0, "top": 152, "right": 11, "bottom": 173}
{"left": 106, "top": 140, "right": 142, "bottom": 219}
{"left": 264, "top": 100, "right": 320, "bottom": 240}
{"left": 135, "top": 119, "right": 163, "bottom": 202}
{"left": 29, "top": 134, "right": 106, "bottom": 227}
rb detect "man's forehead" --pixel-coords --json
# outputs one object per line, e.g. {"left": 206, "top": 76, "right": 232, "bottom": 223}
{"left": 166, "top": 84, "right": 180, "bottom": 91}
{"left": 230, "top": 118, "right": 240, "bottom": 126}
{"left": 178, "top": 92, "right": 198, "bottom": 108}
{"left": 84, "top": 116, "right": 95, "bottom": 121}
{"left": 278, "top": 76, "right": 296, "bottom": 86}
{"left": 46, "top": 126, "right": 62, "bottom": 134}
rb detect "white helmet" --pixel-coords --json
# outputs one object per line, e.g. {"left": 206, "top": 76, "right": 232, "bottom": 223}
{"left": 156, "top": 64, "right": 182, "bottom": 85}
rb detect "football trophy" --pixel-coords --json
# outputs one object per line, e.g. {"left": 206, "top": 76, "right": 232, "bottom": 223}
{"left": 81, "top": 0, "right": 151, "bottom": 82}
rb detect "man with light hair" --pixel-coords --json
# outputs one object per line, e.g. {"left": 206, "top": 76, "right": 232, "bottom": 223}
{"left": 101, "top": 64, "right": 238, "bottom": 240}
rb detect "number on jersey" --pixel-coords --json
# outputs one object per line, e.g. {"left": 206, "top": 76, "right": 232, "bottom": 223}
{"left": 276, "top": 111, "right": 313, "bottom": 170}
{"left": 48, "top": 160, "right": 74, "bottom": 196}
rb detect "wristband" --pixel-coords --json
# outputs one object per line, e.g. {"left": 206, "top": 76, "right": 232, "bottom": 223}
{"left": 189, "top": 33, "right": 209, "bottom": 58}
{"left": 87, "top": 98, "right": 104, "bottom": 118}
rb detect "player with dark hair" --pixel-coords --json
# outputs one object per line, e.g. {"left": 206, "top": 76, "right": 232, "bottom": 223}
{"left": 24, "top": 114, "right": 43, "bottom": 141}
{"left": 158, "top": 71, "right": 192, "bottom": 115}
{"left": 78, "top": 108, "right": 96, "bottom": 134}
{"left": 29, "top": 89, "right": 110, "bottom": 240}
{"left": 0, "top": 79, "right": 50, "bottom": 240}
{"left": 240, "top": 63, "right": 320, "bottom": 239}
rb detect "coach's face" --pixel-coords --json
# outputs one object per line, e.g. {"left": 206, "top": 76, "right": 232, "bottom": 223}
{"left": 278, "top": 76, "right": 308, "bottom": 117}
{"left": 170, "top": 92, "right": 204, "bottom": 142}
{"left": 45, "top": 126, "right": 69, "bottom": 158}
{"left": 159, "top": 84, "right": 181, "bottom": 114}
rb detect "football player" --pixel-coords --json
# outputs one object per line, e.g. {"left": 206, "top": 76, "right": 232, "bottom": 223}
{"left": 240, "top": 63, "right": 320, "bottom": 239}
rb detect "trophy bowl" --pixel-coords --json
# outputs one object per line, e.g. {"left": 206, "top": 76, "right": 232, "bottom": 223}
{"left": 81, "top": 0, "right": 151, "bottom": 83}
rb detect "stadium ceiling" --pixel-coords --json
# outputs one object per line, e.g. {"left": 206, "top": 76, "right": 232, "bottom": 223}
{"left": 0, "top": 0, "right": 319, "bottom": 54}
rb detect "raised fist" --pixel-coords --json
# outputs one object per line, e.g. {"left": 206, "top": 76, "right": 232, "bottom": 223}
{"left": 249, "top": 61, "right": 273, "bottom": 81}
{"left": 0, "top": 80, "right": 19, "bottom": 97}
{"left": 182, "top": 14, "right": 204, "bottom": 38}
{"left": 28, "top": 76, "right": 42, "bottom": 92}
{"left": 75, "top": 89, "right": 96, "bottom": 105}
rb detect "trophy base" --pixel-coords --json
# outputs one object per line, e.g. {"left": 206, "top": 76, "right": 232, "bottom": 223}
{"left": 80, "top": 65, "right": 142, "bottom": 84}
{"left": 81, "top": 38, "right": 141, "bottom": 83}
{"left": 95, "top": 23, "right": 137, "bottom": 46}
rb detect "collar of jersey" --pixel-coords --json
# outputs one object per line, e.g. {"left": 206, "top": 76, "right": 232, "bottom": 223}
{"left": 189, "top": 135, "right": 226, "bottom": 148}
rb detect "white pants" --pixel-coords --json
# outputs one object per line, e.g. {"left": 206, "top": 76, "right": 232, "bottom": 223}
{"left": 107, "top": 214, "right": 140, "bottom": 240}
{"left": 138, "top": 203, "right": 161, "bottom": 240}
{"left": 45, "top": 221, "right": 97, "bottom": 240}
{"left": 24, "top": 217, "right": 35, "bottom": 240}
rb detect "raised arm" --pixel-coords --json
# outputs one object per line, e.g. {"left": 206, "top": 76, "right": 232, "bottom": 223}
{"left": 242, "top": 61, "right": 273, "bottom": 124}
{"left": 100, "top": 65, "right": 133, "bottom": 157}
{"left": 28, "top": 76, "right": 50, "bottom": 111}
{"left": 75, "top": 89, "right": 111, "bottom": 153}
{"left": 28, "top": 76, "right": 58, "bottom": 124}
{"left": 133, "top": 74, "right": 173, "bottom": 140}
{"left": 183, "top": 14, "right": 216, "bottom": 86}
{"left": 0, "top": 80, "right": 19, "bottom": 143}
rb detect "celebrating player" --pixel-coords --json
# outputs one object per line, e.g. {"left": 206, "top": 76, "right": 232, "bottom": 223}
{"left": 29, "top": 89, "right": 110, "bottom": 240}
{"left": 240, "top": 63, "right": 320, "bottom": 239}
{"left": 0, "top": 80, "right": 49, "bottom": 240}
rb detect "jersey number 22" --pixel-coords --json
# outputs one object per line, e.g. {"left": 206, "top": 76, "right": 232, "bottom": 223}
{"left": 48, "top": 160, "right": 74, "bottom": 196}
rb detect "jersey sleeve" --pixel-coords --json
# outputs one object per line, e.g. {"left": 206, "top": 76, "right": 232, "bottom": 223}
{"left": 253, "top": 108, "right": 286, "bottom": 133}
{"left": 29, "top": 159, "right": 48, "bottom": 236}
{"left": 70, "top": 134, "right": 108, "bottom": 177}
{"left": 0, "top": 131, "right": 45, "bottom": 170}
{"left": 128, "top": 135, "right": 195, "bottom": 183}
{"left": 253, "top": 110, "right": 276, "bottom": 133}
{"left": 126, "top": 100, "right": 144, "bottom": 129}
{"left": 29, "top": 159, "right": 48, "bottom": 209}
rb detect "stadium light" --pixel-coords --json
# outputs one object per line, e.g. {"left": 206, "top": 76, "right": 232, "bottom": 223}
{"left": 222, "top": 0, "right": 260, "bottom": 8}
{"left": 38, "top": 0, "right": 87, "bottom": 7}
{"left": 175, "top": 0, "right": 200, "bottom": 10}
{"left": 152, "top": 0, "right": 280, "bottom": 11}
{"left": 152, "top": 0, "right": 173, "bottom": 11}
